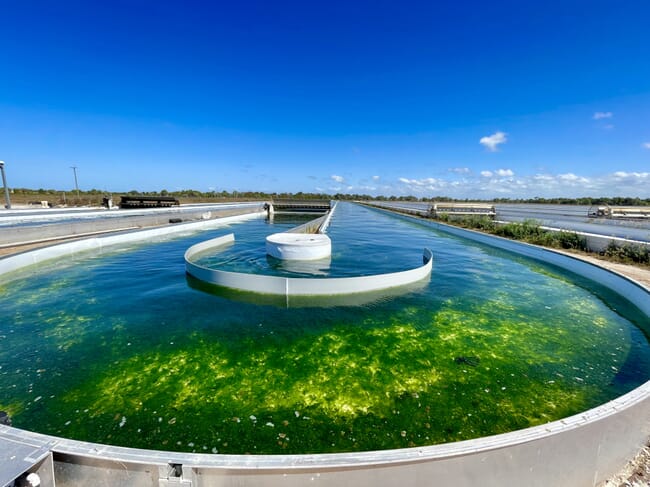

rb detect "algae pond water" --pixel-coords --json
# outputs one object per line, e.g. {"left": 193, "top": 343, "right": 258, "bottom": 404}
{"left": 1, "top": 203, "right": 649, "bottom": 454}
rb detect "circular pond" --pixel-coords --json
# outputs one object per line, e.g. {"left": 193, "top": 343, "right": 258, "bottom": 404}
{"left": 1, "top": 203, "right": 649, "bottom": 455}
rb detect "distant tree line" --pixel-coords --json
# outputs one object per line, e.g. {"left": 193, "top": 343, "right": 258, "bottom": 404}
{"left": 6, "top": 188, "right": 650, "bottom": 206}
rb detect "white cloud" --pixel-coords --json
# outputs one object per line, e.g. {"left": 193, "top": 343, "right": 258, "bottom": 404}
{"left": 533, "top": 174, "right": 554, "bottom": 182}
{"left": 479, "top": 131, "right": 507, "bottom": 152}
{"left": 449, "top": 167, "right": 471, "bottom": 174}
{"left": 593, "top": 111, "right": 613, "bottom": 120}
{"left": 397, "top": 171, "right": 648, "bottom": 198}
{"left": 331, "top": 174, "right": 344, "bottom": 183}
{"left": 397, "top": 177, "right": 447, "bottom": 193}
{"left": 612, "top": 171, "right": 650, "bottom": 180}
{"left": 317, "top": 170, "right": 649, "bottom": 199}
{"left": 557, "top": 173, "right": 590, "bottom": 185}
{"left": 558, "top": 173, "right": 579, "bottom": 181}
{"left": 357, "top": 185, "right": 377, "bottom": 191}
{"left": 399, "top": 177, "right": 438, "bottom": 186}
{"left": 480, "top": 168, "right": 513, "bottom": 179}
{"left": 642, "top": 142, "right": 650, "bottom": 149}
{"left": 372, "top": 175, "right": 380, "bottom": 181}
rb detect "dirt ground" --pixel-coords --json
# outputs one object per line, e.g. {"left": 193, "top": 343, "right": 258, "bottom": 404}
{"left": 555, "top": 250, "right": 650, "bottom": 289}
{"left": 599, "top": 443, "right": 650, "bottom": 487}
{"left": 0, "top": 239, "right": 80, "bottom": 256}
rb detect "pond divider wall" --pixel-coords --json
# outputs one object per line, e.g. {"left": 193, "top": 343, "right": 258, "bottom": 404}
{"left": 285, "top": 201, "right": 337, "bottom": 234}
{"left": 0, "top": 203, "right": 265, "bottom": 248}
{"left": 184, "top": 232, "right": 432, "bottom": 297}
{"left": 537, "top": 225, "right": 650, "bottom": 253}
{"left": 1, "top": 204, "right": 650, "bottom": 486}
{"left": 0, "top": 211, "right": 265, "bottom": 279}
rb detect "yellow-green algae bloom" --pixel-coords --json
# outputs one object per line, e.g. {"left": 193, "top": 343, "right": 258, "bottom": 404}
{"left": 33, "top": 297, "right": 629, "bottom": 454}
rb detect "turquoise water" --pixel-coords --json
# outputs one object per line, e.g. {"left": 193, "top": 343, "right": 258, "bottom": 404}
{"left": 194, "top": 203, "right": 428, "bottom": 277}
{"left": 1, "top": 203, "right": 649, "bottom": 454}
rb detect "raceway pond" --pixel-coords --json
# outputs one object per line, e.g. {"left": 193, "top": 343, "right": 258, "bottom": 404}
{"left": 1, "top": 202, "right": 649, "bottom": 454}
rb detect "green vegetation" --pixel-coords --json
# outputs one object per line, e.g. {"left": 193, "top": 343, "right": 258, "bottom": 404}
{"left": 437, "top": 215, "right": 590, "bottom": 252}
{"left": 428, "top": 214, "right": 649, "bottom": 267}
{"left": 601, "top": 241, "right": 650, "bottom": 266}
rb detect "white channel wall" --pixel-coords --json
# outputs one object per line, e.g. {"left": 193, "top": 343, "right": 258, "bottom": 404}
{"left": 284, "top": 201, "right": 337, "bottom": 234}
{"left": 185, "top": 233, "right": 433, "bottom": 296}
{"left": 538, "top": 224, "right": 650, "bottom": 253}
{"left": 1, "top": 205, "right": 649, "bottom": 487}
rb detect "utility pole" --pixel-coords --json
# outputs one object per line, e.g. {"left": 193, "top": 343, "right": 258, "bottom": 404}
{"left": 0, "top": 161, "right": 11, "bottom": 209}
{"left": 70, "top": 165, "right": 80, "bottom": 197}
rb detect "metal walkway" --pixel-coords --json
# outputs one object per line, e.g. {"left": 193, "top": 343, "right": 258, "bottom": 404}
{"left": 1, "top": 426, "right": 54, "bottom": 487}
{"left": 268, "top": 199, "right": 331, "bottom": 214}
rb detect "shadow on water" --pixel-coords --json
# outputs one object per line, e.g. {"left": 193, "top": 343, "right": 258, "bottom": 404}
{"left": 265, "top": 254, "right": 332, "bottom": 275}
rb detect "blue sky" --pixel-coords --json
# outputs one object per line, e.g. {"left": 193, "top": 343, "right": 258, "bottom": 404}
{"left": 1, "top": 0, "right": 649, "bottom": 198}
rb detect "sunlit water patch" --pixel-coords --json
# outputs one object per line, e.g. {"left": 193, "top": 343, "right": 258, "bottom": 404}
{"left": 193, "top": 203, "right": 426, "bottom": 277}
{"left": 0, "top": 203, "right": 649, "bottom": 454}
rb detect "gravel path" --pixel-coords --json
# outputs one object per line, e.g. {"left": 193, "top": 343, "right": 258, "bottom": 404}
{"left": 599, "top": 443, "right": 650, "bottom": 487}
{"left": 554, "top": 249, "right": 650, "bottom": 290}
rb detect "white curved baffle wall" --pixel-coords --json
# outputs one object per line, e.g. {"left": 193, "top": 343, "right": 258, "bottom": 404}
{"left": 185, "top": 233, "right": 433, "bottom": 296}
{"left": 266, "top": 232, "right": 332, "bottom": 260}
{"left": 1, "top": 205, "right": 650, "bottom": 487}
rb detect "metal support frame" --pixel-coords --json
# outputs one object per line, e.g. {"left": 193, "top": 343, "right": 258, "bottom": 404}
{"left": 0, "top": 161, "right": 11, "bottom": 209}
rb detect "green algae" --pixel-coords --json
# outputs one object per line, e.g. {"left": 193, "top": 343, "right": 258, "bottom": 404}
{"left": 6, "top": 295, "right": 632, "bottom": 454}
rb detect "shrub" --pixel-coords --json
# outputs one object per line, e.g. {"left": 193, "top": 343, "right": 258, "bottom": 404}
{"left": 602, "top": 242, "right": 650, "bottom": 266}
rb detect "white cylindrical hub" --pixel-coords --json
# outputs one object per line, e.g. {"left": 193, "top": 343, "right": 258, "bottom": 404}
{"left": 266, "top": 233, "right": 332, "bottom": 260}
